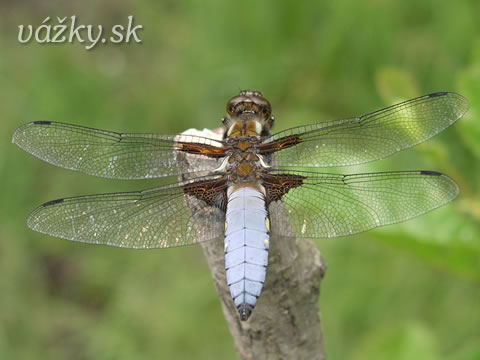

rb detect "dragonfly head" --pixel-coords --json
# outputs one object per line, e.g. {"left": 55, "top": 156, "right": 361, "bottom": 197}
{"left": 223, "top": 90, "right": 275, "bottom": 137}
{"left": 226, "top": 90, "right": 271, "bottom": 119}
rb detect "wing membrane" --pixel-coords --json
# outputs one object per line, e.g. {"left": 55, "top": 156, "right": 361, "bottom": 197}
{"left": 12, "top": 121, "right": 225, "bottom": 179}
{"left": 262, "top": 92, "right": 468, "bottom": 167}
{"left": 267, "top": 170, "right": 459, "bottom": 238}
{"left": 27, "top": 176, "right": 226, "bottom": 248}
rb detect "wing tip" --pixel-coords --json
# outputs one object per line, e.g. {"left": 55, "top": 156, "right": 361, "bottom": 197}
{"left": 26, "top": 198, "right": 66, "bottom": 229}
{"left": 427, "top": 91, "right": 469, "bottom": 116}
{"left": 420, "top": 170, "right": 460, "bottom": 200}
{"left": 12, "top": 121, "right": 52, "bottom": 145}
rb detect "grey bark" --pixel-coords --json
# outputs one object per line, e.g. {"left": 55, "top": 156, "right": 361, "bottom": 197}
{"left": 177, "top": 128, "right": 328, "bottom": 360}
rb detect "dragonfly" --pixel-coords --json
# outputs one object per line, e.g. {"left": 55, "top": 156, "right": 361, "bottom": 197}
{"left": 12, "top": 90, "right": 468, "bottom": 321}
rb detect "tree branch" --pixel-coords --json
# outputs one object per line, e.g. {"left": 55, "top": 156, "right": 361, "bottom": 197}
{"left": 177, "top": 128, "right": 328, "bottom": 359}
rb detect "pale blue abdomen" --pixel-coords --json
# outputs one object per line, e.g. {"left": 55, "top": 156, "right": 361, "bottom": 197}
{"left": 224, "top": 187, "right": 269, "bottom": 321}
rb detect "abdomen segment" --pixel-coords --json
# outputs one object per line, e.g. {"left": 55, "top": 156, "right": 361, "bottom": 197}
{"left": 224, "top": 187, "right": 269, "bottom": 320}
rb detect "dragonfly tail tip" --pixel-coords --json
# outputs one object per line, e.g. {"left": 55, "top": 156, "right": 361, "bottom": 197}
{"left": 238, "top": 304, "right": 253, "bottom": 321}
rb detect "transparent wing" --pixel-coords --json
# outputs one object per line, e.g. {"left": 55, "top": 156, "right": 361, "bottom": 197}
{"left": 261, "top": 92, "right": 468, "bottom": 167}
{"left": 27, "top": 176, "right": 226, "bottom": 248}
{"left": 12, "top": 121, "right": 225, "bottom": 179}
{"left": 266, "top": 170, "right": 459, "bottom": 238}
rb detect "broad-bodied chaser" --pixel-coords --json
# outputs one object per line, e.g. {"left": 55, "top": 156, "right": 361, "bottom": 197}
{"left": 13, "top": 90, "right": 468, "bottom": 320}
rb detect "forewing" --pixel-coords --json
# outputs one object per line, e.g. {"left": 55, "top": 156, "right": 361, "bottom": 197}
{"left": 12, "top": 121, "right": 225, "bottom": 179}
{"left": 266, "top": 170, "right": 459, "bottom": 238}
{"left": 27, "top": 176, "right": 227, "bottom": 248}
{"left": 261, "top": 92, "right": 468, "bottom": 167}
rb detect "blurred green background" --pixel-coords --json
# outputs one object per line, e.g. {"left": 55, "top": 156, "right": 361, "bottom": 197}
{"left": 1, "top": 1, "right": 480, "bottom": 359}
